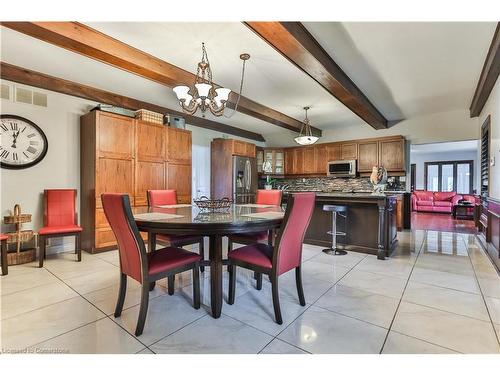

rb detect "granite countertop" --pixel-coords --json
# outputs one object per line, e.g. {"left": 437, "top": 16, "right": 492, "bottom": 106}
{"left": 282, "top": 190, "right": 389, "bottom": 199}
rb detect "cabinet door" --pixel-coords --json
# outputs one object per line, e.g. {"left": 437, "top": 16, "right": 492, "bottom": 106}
{"left": 166, "top": 128, "right": 192, "bottom": 163}
{"left": 357, "top": 141, "right": 379, "bottom": 172}
{"left": 166, "top": 163, "right": 191, "bottom": 203}
{"left": 97, "top": 112, "right": 134, "bottom": 159}
{"left": 137, "top": 121, "right": 165, "bottom": 162}
{"left": 303, "top": 147, "right": 315, "bottom": 174}
{"left": 256, "top": 149, "right": 264, "bottom": 173}
{"left": 341, "top": 142, "right": 358, "bottom": 160}
{"left": 326, "top": 144, "right": 341, "bottom": 161}
{"left": 264, "top": 150, "right": 274, "bottom": 172}
{"left": 232, "top": 140, "right": 247, "bottom": 156}
{"left": 285, "top": 149, "right": 295, "bottom": 174}
{"left": 274, "top": 150, "right": 284, "bottom": 174}
{"left": 314, "top": 144, "right": 328, "bottom": 174}
{"left": 135, "top": 161, "right": 165, "bottom": 205}
{"left": 294, "top": 148, "right": 304, "bottom": 174}
{"left": 96, "top": 158, "right": 134, "bottom": 207}
{"left": 379, "top": 139, "right": 405, "bottom": 171}
{"left": 245, "top": 142, "right": 256, "bottom": 157}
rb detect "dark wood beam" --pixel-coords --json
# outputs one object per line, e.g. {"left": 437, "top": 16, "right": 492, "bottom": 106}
{"left": 245, "top": 22, "right": 388, "bottom": 130}
{"left": 1, "top": 21, "right": 320, "bottom": 136}
{"left": 470, "top": 22, "right": 500, "bottom": 117}
{"left": 0, "top": 62, "right": 266, "bottom": 142}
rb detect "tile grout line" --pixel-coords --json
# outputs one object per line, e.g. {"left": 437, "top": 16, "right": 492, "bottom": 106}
{"left": 465, "top": 234, "right": 500, "bottom": 348}
{"left": 378, "top": 230, "right": 426, "bottom": 354}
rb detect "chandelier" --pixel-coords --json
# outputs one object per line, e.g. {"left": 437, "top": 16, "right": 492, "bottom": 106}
{"left": 173, "top": 43, "right": 249, "bottom": 117}
{"left": 294, "top": 107, "right": 319, "bottom": 145}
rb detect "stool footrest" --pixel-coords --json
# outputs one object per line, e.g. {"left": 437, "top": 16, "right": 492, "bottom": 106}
{"left": 327, "top": 231, "right": 346, "bottom": 236}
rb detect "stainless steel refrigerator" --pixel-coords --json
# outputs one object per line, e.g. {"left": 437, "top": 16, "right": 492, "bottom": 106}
{"left": 232, "top": 155, "right": 257, "bottom": 203}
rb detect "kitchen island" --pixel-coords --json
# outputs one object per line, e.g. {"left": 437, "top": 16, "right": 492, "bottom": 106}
{"left": 283, "top": 192, "right": 398, "bottom": 259}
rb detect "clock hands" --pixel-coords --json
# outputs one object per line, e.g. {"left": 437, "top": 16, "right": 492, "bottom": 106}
{"left": 11, "top": 130, "right": 20, "bottom": 148}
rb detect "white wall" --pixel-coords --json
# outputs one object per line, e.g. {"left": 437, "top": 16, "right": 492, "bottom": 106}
{"left": 264, "top": 108, "right": 479, "bottom": 147}
{"left": 410, "top": 150, "right": 478, "bottom": 192}
{"left": 477, "top": 77, "right": 500, "bottom": 200}
{"left": 0, "top": 80, "right": 264, "bottom": 253}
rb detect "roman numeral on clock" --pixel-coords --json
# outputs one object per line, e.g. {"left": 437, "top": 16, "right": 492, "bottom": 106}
{"left": 27, "top": 133, "right": 36, "bottom": 138}
{"left": 0, "top": 124, "right": 8, "bottom": 131}
{"left": 1, "top": 150, "right": 10, "bottom": 158}
{"left": 27, "top": 146, "right": 37, "bottom": 154}
{"left": 12, "top": 153, "right": 18, "bottom": 161}
{"left": 11, "top": 122, "right": 18, "bottom": 131}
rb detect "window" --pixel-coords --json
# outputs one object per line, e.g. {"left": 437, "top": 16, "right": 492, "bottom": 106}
{"left": 424, "top": 160, "right": 473, "bottom": 194}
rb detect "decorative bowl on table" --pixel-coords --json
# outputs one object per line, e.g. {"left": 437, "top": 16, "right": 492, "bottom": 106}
{"left": 194, "top": 196, "right": 233, "bottom": 211}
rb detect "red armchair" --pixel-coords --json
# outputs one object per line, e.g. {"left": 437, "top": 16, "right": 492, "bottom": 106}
{"left": 228, "top": 189, "right": 283, "bottom": 252}
{"left": 411, "top": 191, "right": 462, "bottom": 214}
{"left": 1, "top": 233, "right": 8, "bottom": 276}
{"left": 102, "top": 193, "right": 201, "bottom": 336}
{"left": 147, "top": 190, "right": 205, "bottom": 273}
{"left": 38, "top": 189, "right": 82, "bottom": 268}
{"left": 228, "top": 192, "right": 315, "bottom": 324}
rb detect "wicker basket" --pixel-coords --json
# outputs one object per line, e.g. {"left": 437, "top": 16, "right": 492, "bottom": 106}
{"left": 135, "top": 109, "right": 164, "bottom": 124}
{"left": 7, "top": 248, "right": 36, "bottom": 265}
{"left": 4, "top": 213, "right": 31, "bottom": 224}
{"left": 6, "top": 230, "right": 34, "bottom": 244}
{"left": 194, "top": 196, "right": 233, "bottom": 211}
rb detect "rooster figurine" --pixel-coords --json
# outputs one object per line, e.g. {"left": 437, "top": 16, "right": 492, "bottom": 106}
{"left": 370, "top": 166, "right": 388, "bottom": 194}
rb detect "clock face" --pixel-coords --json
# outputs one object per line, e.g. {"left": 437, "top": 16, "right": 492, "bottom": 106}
{"left": 0, "top": 115, "right": 48, "bottom": 169}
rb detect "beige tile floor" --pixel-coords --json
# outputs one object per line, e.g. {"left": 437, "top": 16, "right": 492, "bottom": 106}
{"left": 1, "top": 230, "right": 499, "bottom": 354}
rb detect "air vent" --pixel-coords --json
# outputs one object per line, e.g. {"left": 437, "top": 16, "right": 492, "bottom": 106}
{"left": 15, "top": 87, "right": 33, "bottom": 104}
{"left": 1, "top": 83, "right": 11, "bottom": 100}
{"left": 33, "top": 91, "right": 48, "bottom": 107}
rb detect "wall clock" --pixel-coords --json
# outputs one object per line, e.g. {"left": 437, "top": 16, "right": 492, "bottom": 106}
{"left": 0, "top": 115, "right": 48, "bottom": 169}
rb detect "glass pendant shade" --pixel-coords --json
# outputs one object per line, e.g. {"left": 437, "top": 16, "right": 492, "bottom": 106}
{"left": 194, "top": 83, "right": 212, "bottom": 98}
{"left": 173, "top": 85, "right": 190, "bottom": 101}
{"left": 294, "top": 135, "right": 320, "bottom": 145}
{"left": 215, "top": 87, "right": 231, "bottom": 102}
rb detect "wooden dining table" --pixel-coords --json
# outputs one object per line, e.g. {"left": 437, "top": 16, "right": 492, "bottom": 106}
{"left": 134, "top": 204, "right": 284, "bottom": 318}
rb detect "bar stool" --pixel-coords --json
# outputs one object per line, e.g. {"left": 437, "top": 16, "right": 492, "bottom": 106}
{"left": 322, "top": 205, "right": 348, "bottom": 256}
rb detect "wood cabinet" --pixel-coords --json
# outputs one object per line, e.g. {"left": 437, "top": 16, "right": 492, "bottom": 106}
{"left": 357, "top": 141, "right": 379, "bottom": 172}
{"left": 258, "top": 148, "right": 285, "bottom": 175}
{"left": 341, "top": 142, "right": 358, "bottom": 160}
{"left": 303, "top": 147, "right": 316, "bottom": 174}
{"left": 379, "top": 138, "right": 405, "bottom": 171}
{"left": 80, "top": 110, "right": 192, "bottom": 253}
{"left": 231, "top": 139, "right": 256, "bottom": 157}
{"left": 327, "top": 144, "right": 341, "bottom": 161}
{"left": 285, "top": 149, "right": 294, "bottom": 175}
{"left": 293, "top": 148, "right": 305, "bottom": 175}
{"left": 314, "top": 144, "right": 328, "bottom": 174}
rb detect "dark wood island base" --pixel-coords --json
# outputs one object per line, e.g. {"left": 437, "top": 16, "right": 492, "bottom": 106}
{"left": 285, "top": 193, "right": 398, "bottom": 260}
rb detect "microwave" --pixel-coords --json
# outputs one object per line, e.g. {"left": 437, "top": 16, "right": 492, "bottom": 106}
{"left": 327, "top": 160, "right": 357, "bottom": 178}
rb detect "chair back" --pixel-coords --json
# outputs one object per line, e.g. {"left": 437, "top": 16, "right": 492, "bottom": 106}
{"left": 147, "top": 190, "right": 177, "bottom": 207}
{"left": 273, "top": 193, "right": 315, "bottom": 275}
{"left": 256, "top": 189, "right": 282, "bottom": 206}
{"left": 101, "top": 194, "right": 146, "bottom": 282}
{"left": 44, "top": 189, "right": 77, "bottom": 227}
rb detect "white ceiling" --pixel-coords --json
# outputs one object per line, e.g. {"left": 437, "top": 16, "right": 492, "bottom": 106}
{"left": 411, "top": 140, "right": 478, "bottom": 154}
{"left": 1, "top": 22, "right": 497, "bottom": 142}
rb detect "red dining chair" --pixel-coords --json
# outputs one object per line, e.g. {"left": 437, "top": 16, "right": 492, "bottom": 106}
{"left": 102, "top": 193, "right": 201, "bottom": 336}
{"left": 1, "top": 233, "right": 8, "bottom": 276}
{"left": 228, "top": 189, "right": 283, "bottom": 251}
{"left": 147, "top": 190, "right": 205, "bottom": 273}
{"left": 228, "top": 192, "right": 315, "bottom": 324}
{"left": 38, "top": 189, "right": 82, "bottom": 268}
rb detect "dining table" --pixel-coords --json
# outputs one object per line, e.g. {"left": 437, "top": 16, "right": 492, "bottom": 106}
{"left": 134, "top": 203, "right": 284, "bottom": 318}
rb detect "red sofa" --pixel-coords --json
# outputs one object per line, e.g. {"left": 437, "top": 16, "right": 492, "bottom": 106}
{"left": 411, "top": 191, "right": 463, "bottom": 213}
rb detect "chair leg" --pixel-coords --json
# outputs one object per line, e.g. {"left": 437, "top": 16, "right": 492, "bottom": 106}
{"left": 199, "top": 239, "right": 205, "bottom": 273}
{"left": 295, "top": 266, "right": 306, "bottom": 306}
{"left": 1, "top": 240, "right": 8, "bottom": 276}
{"left": 226, "top": 239, "right": 233, "bottom": 273}
{"left": 114, "top": 273, "right": 127, "bottom": 317}
{"left": 228, "top": 264, "right": 236, "bottom": 305}
{"left": 271, "top": 276, "right": 283, "bottom": 324}
{"left": 39, "top": 236, "right": 45, "bottom": 268}
{"left": 256, "top": 272, "right": 263, "bottom": 290}
{"left": 167, "top": 275, "right": 175, "bottom": 295}
{"left": 192, "top": 264, "right": 201, "bottom": 309}
{"left": 76, "top": 233, "right": 81, "bottom": 262}
{"left": 135, "top": 282, "right": 150, "bottom": 336}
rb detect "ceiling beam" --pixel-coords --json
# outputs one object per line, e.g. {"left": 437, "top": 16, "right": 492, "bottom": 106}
{"left": 0, "top": 62, "right": 266, "bottom": 142}
{"left": 1, "top": 21, "right": 320, "bottom": 137}
{"left": 245, "top": 22, "right": 388, "bottom": 130}
{"left": 470, "top": 22, "right": 500, "bottom": 118}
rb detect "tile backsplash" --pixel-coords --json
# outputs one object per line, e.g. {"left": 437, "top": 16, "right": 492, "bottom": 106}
{"left": 269, "top": 176, "right": 407, "bottom": 192}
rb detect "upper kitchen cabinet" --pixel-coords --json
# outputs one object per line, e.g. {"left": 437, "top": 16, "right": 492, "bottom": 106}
{"left": 303, "top": 146, "right": 316, "bottom": 174}
{"left": 258, "top": 148, "right": 285, "bottom": 175}
{"left": 97, "top": 111, "right": 134, "bottom": 159}
{"left": 137, "top": 120, "right": 165, "bottom": 162}
{"left": 314, "top": 144, "right": 328, "bottom": 174}
{"left": 232, "top": 139, "right": 256, "bottom": 157}
{"left": 285, "top": 148, "right": 295, "bottom": 175}
{"left": 341, "top": 142, "right": 358, "bottom": 160}
{"left": 357, "top": 140, "right": 379, "bottom": 172}
{"left": 166, "top": 127, "right": 192, "bottom": 163}
{"left": 326, "top": 144, "right": 341, "bottom": 161}
{"left": 379, "top": 137, "right": 406, "bottom": 172}
{"left": 293, "top": 148, "right": 305, "bottom": 174}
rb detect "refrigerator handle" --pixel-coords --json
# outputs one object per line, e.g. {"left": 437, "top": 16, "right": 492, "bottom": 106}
{"left": 245, "top": 160, "right": 251, "bottom": 191}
